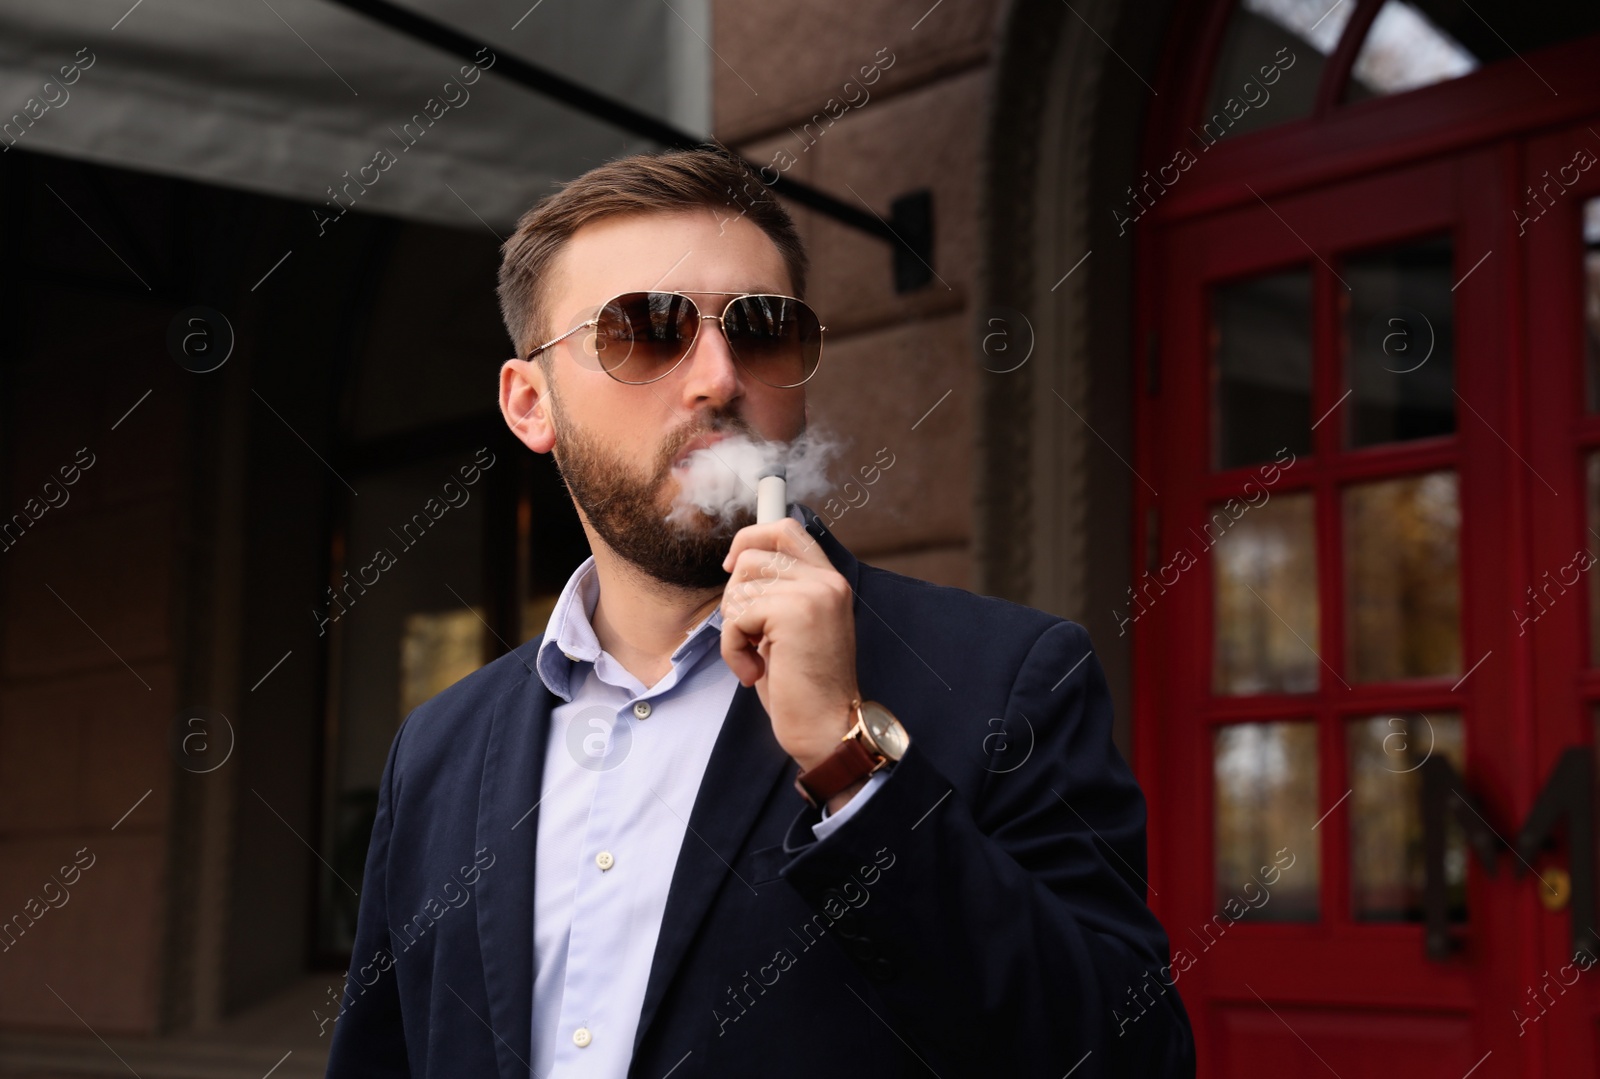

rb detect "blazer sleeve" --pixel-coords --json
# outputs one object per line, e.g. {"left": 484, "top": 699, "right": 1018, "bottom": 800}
{"left": 778, "top": 620, "right": 1195, "bottom": 1078}
{"left": 325, "top": 713, "right": 413, "bottom": 1078}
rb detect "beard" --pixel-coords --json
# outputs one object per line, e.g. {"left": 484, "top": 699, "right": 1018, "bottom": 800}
{"left": 546, "top": 385, "right": 758, "bottom": 590}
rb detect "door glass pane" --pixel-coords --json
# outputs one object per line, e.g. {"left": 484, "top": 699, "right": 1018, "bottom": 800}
{"left": 318, "top": 455, "right": 489, "bottom": 953}
{"left": 1343, "top": 0, "right": 1600, "bottom": 103}
{"left": 1214, "top": 721, "right": 1319, "bottom": 921}
{"left": 1213, "top": 490, "right": 1319, "bottom": 695}
{"left": 1584, "top": 199, "right": 1600, "bottom": 412}
{"left": 1344, "top": 471, "right": 1461, "bottom": 682}
{"left": 1347, "top": 712, "right": 1466, "bottom": 922}
{"left": 1594, "top": 710, "right": 1600, "bottom": 878}
{"left": 1203, "top": 0, "right": 1353, "bottom": 139}
{"left": 1342, "top": 234, "right": 1455, "bottom": 447}
{"left": 1343, "top": 1, "right": 1477, "bottom": 101}
{"left": 1213, "top": 268, "right": 1313, "bottom": 470}
{"left": 1585, "top": 454, "right": 1600, "bottom": 665}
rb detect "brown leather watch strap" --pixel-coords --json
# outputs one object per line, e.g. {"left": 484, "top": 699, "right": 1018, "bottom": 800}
{"left": 794, "top": 736, "right": 881, "bottom": 808}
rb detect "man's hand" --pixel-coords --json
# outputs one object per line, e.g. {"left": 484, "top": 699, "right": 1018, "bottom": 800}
{"left": 720, "top": 518, "right": 860, "bottom": 774}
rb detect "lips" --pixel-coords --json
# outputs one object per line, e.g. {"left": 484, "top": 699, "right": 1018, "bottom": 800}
{"left": 673, "top": 432, "right": 728, "bottom": 468}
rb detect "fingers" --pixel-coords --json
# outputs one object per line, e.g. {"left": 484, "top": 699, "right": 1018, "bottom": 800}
{"left": 721, "top": 517, "right": 825, "bottom": 574}
{"left": 721, "top": 523, "right": 829, "bottom": 621}
{"left": 720, "top": 549, "right": 828, "bottom": 627}
{"left": 717, "top": 518, "right": 850, "bottom": 689}
{"left": 719, "top": 574, "right": 805, "bottom": 685}
{"left": 720, "top": 616, "right": 764, "bottom": 685}
{"left": 724, "top": 549, "right": 798, "bottom": 594}
{"left": 719, "top": 555, "right": 788, "bottom": 669}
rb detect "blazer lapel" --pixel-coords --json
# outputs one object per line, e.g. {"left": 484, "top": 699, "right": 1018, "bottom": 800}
{"left": 631, "top": 503, "right": 862, "bottom": 1054}
{"left": 475, "top": 648, "right": 555, "bottom": 1079}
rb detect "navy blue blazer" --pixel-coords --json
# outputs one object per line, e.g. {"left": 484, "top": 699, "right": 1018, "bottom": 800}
{"left": 324, "top": 504, "right": 1194, "bottom": 1078}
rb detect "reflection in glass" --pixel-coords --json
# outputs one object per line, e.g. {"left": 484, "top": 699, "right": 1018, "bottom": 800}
{"left": 1344, "top": 472, "right": 1461, "bottom": 682}
{"left": 1212, "top": 268, "right": 1313, "bottom": 469}
{"left": 1203, "top": 0, "right": 1353, "bottom": 138}
{"left": 1213, "top": 491, "right": 1319, "bottom": 695}
{"left": 1342, "top": 235, "right": 1456, "bottom": 447}
{"left": 402, "top": 608, "right": 489, "bottom": 717}
{"left": 1344, "top": 1, "right": 1477, "bottom": 101}
{"left": 1214, "top": 721, "right": 1319, "bottom": 921}
{"left": 1584, "top": 199, "right": 1600, "bottom": 412}
{"left": 1348, "top": 713, "right": 1465, "bottom": 921}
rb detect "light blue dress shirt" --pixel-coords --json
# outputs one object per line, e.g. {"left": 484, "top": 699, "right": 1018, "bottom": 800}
{"left": 529, "top": 506, "right": 887, "bottom": 1078}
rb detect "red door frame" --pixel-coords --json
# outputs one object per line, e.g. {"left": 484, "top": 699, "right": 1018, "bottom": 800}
{"left": 1130, "top": 3, "right": 1600, "bottom": 1073}
{"left": 1524, "top": 116, "right": 1600, "bottom": 1070}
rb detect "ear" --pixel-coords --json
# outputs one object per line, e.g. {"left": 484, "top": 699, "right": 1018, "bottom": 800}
{"left": 500, "top": 358, "right": 557, "bottom": 454}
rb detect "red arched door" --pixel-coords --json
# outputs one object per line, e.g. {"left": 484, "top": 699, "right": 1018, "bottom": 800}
{"left": 1135, "top": 4, "right": 1600, "bottom": 1074}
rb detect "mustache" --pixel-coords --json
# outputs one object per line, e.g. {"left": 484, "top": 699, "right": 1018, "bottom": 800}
{"left": 656, "top": 411, "right": 757, "bottom": 474}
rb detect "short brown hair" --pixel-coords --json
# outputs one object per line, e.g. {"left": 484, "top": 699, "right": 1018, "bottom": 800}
{"left": 496, "top": 140, "right": 809, "bottom": 362}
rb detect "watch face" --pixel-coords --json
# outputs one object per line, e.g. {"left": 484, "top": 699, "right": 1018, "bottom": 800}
{"left": 859, "top": 701, "right": 909, "bottom": 760}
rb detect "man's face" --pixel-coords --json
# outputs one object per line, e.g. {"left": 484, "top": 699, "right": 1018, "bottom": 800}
{"left": 500, "top": 208, "right": 808, "bottom": 589}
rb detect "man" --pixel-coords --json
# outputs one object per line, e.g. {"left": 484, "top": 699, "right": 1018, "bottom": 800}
{"left": 325, "top": 144, "right": 1194, "bottom": 1078}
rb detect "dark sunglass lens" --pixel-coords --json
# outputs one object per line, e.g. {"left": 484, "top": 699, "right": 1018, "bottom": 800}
{"left": 596, "top": 292, "right": 697, "bottom": 382}
{"left": 724, "top": 296, "right": 820, "bottom": 387}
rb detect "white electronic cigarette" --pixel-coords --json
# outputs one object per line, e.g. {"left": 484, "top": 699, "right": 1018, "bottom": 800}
{"left": 756, "top": 466, "right": 787, "bottom": 525}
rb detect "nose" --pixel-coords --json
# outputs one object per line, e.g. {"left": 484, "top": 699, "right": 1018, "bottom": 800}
{"left": 675, "top": 310, "right": 745, "bottom": 410}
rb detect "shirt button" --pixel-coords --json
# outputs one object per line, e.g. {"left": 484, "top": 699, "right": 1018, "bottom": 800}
{"left": 633, "top": 700, "right": 652, "bottom": 719}
{"left": 595, "top": 850, "right": 615, "bottom": 871}
{"left": 573, "top": 1026, "right": 592, "bottom": 1048}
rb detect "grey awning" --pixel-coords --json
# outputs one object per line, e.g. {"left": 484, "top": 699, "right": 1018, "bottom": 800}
{"left": 0, "top": 0, "right": 711, "bottom": 229}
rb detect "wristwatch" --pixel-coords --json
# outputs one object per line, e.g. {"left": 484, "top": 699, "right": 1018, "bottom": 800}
{"left": 794, "top": 699, "right": 910, "bottom": 809}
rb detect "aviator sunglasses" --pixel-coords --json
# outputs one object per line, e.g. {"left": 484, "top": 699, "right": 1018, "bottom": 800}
{"left": 525, "top": 291, "right": 826, "bottom": 388}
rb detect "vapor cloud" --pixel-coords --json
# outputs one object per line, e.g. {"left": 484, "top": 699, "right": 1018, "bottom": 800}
{"left": 665, "top": 429, "right": 840, "bottom": 528}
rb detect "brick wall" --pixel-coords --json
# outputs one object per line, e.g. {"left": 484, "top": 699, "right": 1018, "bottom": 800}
{"left": 715, "top": 0, "right": 1005, "bottom": 590}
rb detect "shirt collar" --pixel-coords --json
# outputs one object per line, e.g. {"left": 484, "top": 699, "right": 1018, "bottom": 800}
{"left": 534, "top": 501, "right": 807, "bottom": 700}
